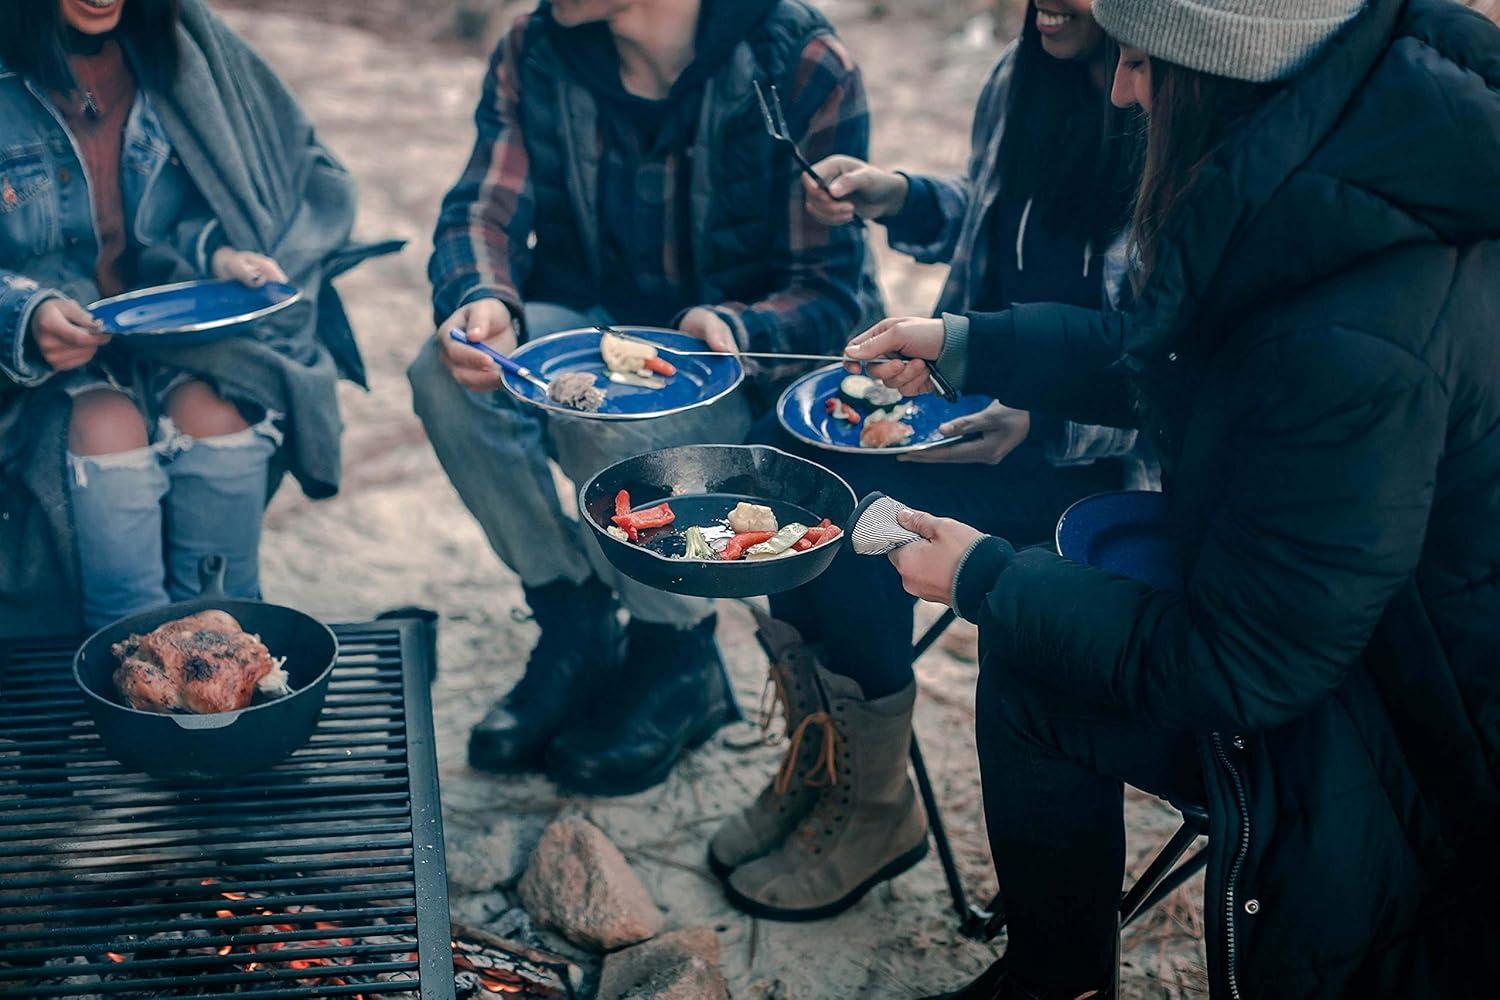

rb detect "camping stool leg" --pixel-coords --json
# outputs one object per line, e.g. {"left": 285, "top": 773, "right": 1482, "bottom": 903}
{"left": 1125, "top": 844, "right": 1209, "bottom": 927}
{"left": 909, "top": 733, "right": 970, "bottom": 923}
{"left": 1118, "top": 817, "right": 1205, "bottom": 928}
{"left": 913, "top": 608, "right": 958, "bottom": 660}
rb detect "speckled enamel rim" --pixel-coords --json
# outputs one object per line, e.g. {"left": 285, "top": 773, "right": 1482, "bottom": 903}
{"left": 500, "top": 326, "right": 746, "bottom": 422}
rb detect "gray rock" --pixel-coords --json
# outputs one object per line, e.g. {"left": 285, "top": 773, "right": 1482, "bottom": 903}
{"left": 446, "top": 823, "right": 526, "bottom": 892}
{"left": 517, "top": 817, "right": 664, "bottom": 951}
{"left": 598, "top": 928, "right": 726, "bottom": 1000}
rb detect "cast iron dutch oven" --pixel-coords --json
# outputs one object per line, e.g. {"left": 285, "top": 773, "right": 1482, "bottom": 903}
{"left": 580, "top": 444, "right": 857, "bottom": 598}
{"left": 73, "top": 556, "right": 338, "bottom": 782}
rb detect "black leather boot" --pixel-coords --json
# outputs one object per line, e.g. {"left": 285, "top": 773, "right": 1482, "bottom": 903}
{"left": 467, "top": 578, "right": 620, "bottom": 773}
{"left": 547, "top": 614, "right": 737, "bottom": 795}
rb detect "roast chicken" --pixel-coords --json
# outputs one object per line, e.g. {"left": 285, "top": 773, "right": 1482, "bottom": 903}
{"left": 112, "top": 610, "right": 291, "bottom": 715}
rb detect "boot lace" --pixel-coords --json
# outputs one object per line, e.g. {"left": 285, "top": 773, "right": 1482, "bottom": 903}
{"left": 773, "top": 711, "right": 840, "bottom": 795}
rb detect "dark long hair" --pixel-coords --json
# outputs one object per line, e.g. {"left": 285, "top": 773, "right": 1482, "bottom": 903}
{"left": 996, "top": 4, "right": 1141, "bottom": 245}
{"left": 1131, "top": 59, "right": 1275, "bottom": 284}
{"left": 0, "top": 0, "right": 181, "bottom": 93}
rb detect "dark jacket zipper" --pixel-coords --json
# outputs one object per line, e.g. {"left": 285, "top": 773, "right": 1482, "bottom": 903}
{"left": 1213, "top": 732, "right": 1249, "bottom": 1000}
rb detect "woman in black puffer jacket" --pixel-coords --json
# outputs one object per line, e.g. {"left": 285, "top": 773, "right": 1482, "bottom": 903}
{"left": 847, "top": 0, "right": 1500, "bottom": 996}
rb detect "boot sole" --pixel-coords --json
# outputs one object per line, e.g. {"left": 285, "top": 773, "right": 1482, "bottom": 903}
{"left": 707, "top": 848, "right": 734, "bottom": 881}
{"left": 723, "top": 837, "right": 930, "bottom": 922}
{"left": 547, "top": 708, "right": 732, "bottom": 797}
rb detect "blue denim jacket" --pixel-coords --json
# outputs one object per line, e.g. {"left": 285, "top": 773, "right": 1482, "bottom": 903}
{"left": 0, "top": 55, "right": 220, "bottom": 388}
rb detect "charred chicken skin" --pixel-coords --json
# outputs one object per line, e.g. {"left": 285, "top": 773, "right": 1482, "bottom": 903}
{"left": 112, "top": 610, "right": 290, "bottom": 715}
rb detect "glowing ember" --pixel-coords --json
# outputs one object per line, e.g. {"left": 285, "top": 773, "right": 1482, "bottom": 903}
{"left": 105, "top": 952, "right": 125, "bottom": 963}
{"left": 217, "top": 945, "right": 232, "bottom": 956}
{"left": 220, "top": 890, "right": 249, "bottom": 900}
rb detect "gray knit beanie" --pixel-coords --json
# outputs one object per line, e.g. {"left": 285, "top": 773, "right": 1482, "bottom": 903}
{"left": 1092, "top": 0, "right": 1367, "bottom": 83}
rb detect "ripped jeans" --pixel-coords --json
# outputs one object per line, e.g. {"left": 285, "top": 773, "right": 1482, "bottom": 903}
{"left": 68, "top": 410, "right": 280, "bottom": 630}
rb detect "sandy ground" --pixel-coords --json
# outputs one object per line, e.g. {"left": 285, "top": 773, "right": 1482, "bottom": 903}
{"left": 224, "top": 2, "right": 1207, "bottom": 996}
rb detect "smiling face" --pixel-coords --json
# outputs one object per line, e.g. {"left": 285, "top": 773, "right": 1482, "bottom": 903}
{"left": 59, "top": 0, "right": 126, "bottom": 34}
{"left": 1033, "top": 0, "right": 1105, "bottom": 61}
{"left": 1111, "top": 44, "right": 1153, "bottom": 112}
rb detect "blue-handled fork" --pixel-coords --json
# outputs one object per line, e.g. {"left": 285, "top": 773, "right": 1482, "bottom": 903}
{"left": 447, "top": 330, "right": 552, "bottom": 394}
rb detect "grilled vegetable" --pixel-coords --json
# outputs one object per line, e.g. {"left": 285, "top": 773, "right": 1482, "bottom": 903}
{"left": 612, "top": 502, "right": 675, "bottom": 531}
{"left": 644, "top": 356, "right": 677, "bottom": 377}
{"left": 682, "top": 525, "right": 717, "bottom": 560}
{"left": 825, "top": 397, "right": 861, "bottom": 424}
{"left": 840, "top": 374, "right": 902, "bottom": 408}
{"left": 746, "top": 524, "right": 810, "bottom": 559}
{"left": 839, "top": 373, "right": 877, "bottom": 403}
{"left": 722, "top": 531, "right": 776, "bottom": 561}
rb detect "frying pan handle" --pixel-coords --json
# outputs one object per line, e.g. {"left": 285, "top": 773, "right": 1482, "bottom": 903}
{"left": 198, "top": 556, "right": 229, "bottom": 598}
{"left": 170, "top": 710, "right": 243, "bottom": 730}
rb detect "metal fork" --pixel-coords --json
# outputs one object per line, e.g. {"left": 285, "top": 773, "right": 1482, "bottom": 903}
{"left": 752, "top": 80, "right": 834, "bottom": 194}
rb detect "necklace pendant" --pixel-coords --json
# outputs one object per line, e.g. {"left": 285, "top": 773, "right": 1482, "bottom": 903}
{"left": 83, "top": 92, "right": 100, "bottom": 119}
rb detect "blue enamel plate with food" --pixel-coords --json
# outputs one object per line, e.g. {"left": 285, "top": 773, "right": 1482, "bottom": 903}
{"left": 777, "top": 363, "right": 991, "bottom": 454}
{"left": 502, "top": 327, "right": 745, "bottom": 421}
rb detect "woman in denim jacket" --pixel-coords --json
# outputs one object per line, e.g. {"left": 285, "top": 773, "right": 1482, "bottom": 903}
{"left": 0, "top": 0, "right": 381, "bottom": 632}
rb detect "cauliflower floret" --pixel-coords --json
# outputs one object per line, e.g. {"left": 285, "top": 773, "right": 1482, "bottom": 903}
{"left": 727, "top": 502, "right": 778, "bottom": 534}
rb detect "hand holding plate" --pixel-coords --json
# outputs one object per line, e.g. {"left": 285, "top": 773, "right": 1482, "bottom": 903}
{"left": 212, "top": 248, "right": 288, "bottom": 288}
{"left": 678, "top": 307, "right": 739, "bottom": 355}
{"left": 29, "top": 296, "right": 109, "bottom": 372}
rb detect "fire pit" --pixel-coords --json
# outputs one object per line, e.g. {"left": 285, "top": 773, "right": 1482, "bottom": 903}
{"left": 0, "top": 620, "right": 477, "bottom": 999}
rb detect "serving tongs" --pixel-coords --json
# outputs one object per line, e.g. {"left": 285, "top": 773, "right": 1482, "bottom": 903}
{"left": 753, "top": 80, "right": 832, "bottom": 194}
{"left": 601, "top": 327, "right": 961, "bottom": 403}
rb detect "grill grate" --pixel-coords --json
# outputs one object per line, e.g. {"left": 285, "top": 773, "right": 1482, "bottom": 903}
{"left": 0, "top": 621, "right": 454, "bottom": 999}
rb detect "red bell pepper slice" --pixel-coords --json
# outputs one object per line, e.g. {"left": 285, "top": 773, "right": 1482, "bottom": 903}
{"left": 721, "top": 531, "right": 775, "bottom": 561}
{"left": 612, "top": 502, "right": 676, "bottom": 534}
{"left": 615, "top": 490, "right": 631, "bottom": 519}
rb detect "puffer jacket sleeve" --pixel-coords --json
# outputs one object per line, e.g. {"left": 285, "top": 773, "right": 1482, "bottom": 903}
{"left": 959, "top": 301, "right": 1137, "bottom": 429}
{"left": 958, "top": 325, "right": 1447, "bottom": 734}
{"left": 0, "top": 270, "right": 60, "bottom": 387}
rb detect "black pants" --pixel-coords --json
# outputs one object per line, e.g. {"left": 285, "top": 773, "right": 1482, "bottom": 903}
{"left": 750, "top": 413, "right": 1123, "bottom": 698}
{"left": 975, "top": 656, "right": 1204, "bottom": 995}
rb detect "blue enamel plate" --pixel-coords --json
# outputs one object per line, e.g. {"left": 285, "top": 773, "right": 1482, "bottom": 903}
{"left": 91, "top": 278, "right": 302, "bottom": 347}
{"left": 504, "top": 327, "right": 744, "bottom": 421}
{"left": 1055, "top": 490, "right": 1182, "bottom": 592}
{"left": 777, "top": 363, "right": 992, "bottom": 455}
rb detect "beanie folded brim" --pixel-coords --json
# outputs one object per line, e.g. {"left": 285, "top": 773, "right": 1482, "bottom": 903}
{"left": 1093, "top": 0, "right": 1365, "bottom": 83}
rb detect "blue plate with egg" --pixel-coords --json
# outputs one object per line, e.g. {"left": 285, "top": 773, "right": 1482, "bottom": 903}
{"left": 502, "top": 327, "right": 744, "bottom": 421}
{"left": 776, "top": 364, "right": 992, "bottom": 455}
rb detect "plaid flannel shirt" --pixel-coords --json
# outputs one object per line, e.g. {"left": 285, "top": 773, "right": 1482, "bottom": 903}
{"left": 429, "top": 16, "right": 870, "bottom": 360}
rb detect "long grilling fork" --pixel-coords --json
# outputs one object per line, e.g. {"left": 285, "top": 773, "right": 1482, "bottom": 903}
{"left": 753, "top": 79, "right": 835, "bottom": 195}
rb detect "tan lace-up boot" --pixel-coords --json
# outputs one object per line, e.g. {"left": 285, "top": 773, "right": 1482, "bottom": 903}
{"left": 708, "top": 612, "right": 828, "bottom": 877}
{"left": 724, "top": 666, "right": 927, "bottom": 920}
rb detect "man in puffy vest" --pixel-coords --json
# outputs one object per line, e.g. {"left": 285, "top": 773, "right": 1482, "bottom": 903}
{"left": 409, "top": 0, "right": 877, "bottom": 795}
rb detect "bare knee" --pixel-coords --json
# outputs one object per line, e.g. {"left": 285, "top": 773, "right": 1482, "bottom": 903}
{"left": 166, "top": 380, "right": 250, "bottom": 438}
{"left": 69, "top": 390, "right": 149, "bottom": 456}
